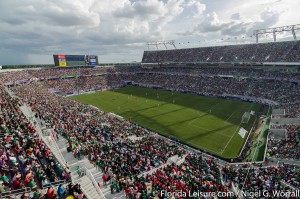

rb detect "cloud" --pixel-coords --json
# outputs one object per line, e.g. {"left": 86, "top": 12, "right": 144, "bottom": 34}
{"left": 231, "top": 13, "right": 241, "bottom": 20}
{"left": 254, "top": 9, "right": 281, "bottom": 29}
{"left": 0, "top": 0, "right": 298, "bottom": 64}
{"left": 181, "top": 8, "right": 282, "bottom": 37}
{"left": 0, "top": 0, "right": 188, "bottom": 64}
{"left": 185, "top": 0, "right": 206, "bottom": 17}
{"left": 114, "top": 0, "right": 168, "bottom": 20}
{"left": 185, "top": 12, "right": 233, "bottom": 34}
{"left": 1, "top": 1, "right": 100, "bottom": 27}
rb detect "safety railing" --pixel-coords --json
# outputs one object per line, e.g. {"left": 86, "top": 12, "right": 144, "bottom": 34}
{"left": 42, "top": 179, "right": 68, "bottom": 189}
{"left": 84, "top": 166, "right": 106, "bottom": 199}
{"left": 48, "top": 129, "right": 67, "bottom": 165}
{"left": 74, "top": 179, "right": 93, "bottom": 199}
{"left": 0, "top": 188, "right": 31, "bottom": 199}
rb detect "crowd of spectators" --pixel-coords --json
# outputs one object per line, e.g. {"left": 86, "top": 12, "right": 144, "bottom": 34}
{"left": 42, "top": 77, "right": 107, "bottom": 94}
{"left": 222, "top": 162, "right": 299, "bottom": 197}
{"left": 3, "top": 66, "right": 299, "bottom": 164}
{"left": 267, "top": 124, "right": 300, "bottom": 160}
{"left": 139, "top": 67, "right": 300, "bottom": 81}
{"left": 0, "top": 71, "right": 34, "bottom": 84}
{"left": 1, "top": 65, "right": 300, "bottom": 198}
{"left": 2, "top": 65, "right": 300, "bottom": 85}
{"left": 0, "top": 85, "right": 79, "bottom": 198}
{"left": 130, "top": 153, "right": 230, "bottom": 198}
{"left": 142, "top": 40, "right": 300, "bottom": 63}
{"left": 35, "top": 72, "right": 300, "bottom": 117}
{"left": 10, "top": 81, "right": 186, "bottom": 193}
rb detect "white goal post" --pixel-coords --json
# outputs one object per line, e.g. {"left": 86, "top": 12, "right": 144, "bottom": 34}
{"left": 241, "top": 112, "right": 251, "bottom": 123}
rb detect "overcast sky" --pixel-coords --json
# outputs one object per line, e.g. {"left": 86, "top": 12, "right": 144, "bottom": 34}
{"left": 0, "top": 0, "right": 299, "bottom": 65}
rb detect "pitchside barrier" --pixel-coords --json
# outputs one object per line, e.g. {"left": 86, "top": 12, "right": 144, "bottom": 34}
{"left": 238, "top": 117, "right": 257, "bottom": 157}
{"left": 131, "top": 83, "right": 277, "bottom": 106}
{"left": 59, "top": 81, "right": 277, "bottom": 106}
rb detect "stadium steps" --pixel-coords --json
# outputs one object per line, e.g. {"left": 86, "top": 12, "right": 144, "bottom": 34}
{"left": 17, "top": 102, "right": 104, "bottom": 199}
{"left": 57, "top": 136, "right": 126, "bottom": 199}
{"left": 42, "top": 135, "right": 66, "bottom": 166}
{"left": 51, "top": 137, "right": 106, "bottom": 199}
{"left": 231, "top": 183, "right": 243, "bottom": 198}
{"left": 10, "top": 83, "right": 68, "bottom": 166}
{"left": 137, "top": 154, "right": 188, "bottom": 178}
{"left": 76, "top": 175, "right": 101, "bottom": 199}
{"left": 4, "top": 86, "right": 18, "bottom": 98}
{"left": 8, "top": 88, "right": 124, "bottom": 199}
{"left": 219, "top": 167, "right": 239, "bottom": 197}
{"left": 18, "top": 103, "right": 67, "bottom": 166}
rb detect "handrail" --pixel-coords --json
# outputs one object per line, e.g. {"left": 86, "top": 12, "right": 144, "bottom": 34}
{"left": 42, "top": 179, "right": 67, "bottom": 188}
{"left": 280, "top": 180, "right": 298, "bottom": 190}
{"left": 31, "top": 109, "right": 67, "bottom": 166}
{"left": 0, "top": 188, "right": 31, "bottom": 199}
{"left": 72, "top": 177, "right": 93, "bottom": 199}
{"left": 5, "top": 89, "right": 93, "bottom": 199}
{"left": 47, "top": 133, "right": 103, "bottom": 199}
{"left": 84, "top": 166, "right": 106, "bottom": 199}
{"left": 48, "top": 128, "right": 67, "bottom": 165}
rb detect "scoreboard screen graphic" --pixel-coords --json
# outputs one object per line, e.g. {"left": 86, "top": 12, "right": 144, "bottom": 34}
{"left": 53, "top": 55, "right": 98, "bottom": 67}
{"left": 57, "top": 55, "right": 67, "bottom": 66}
{"left": 85, "top": 55, "right": 97, "bottom": 66}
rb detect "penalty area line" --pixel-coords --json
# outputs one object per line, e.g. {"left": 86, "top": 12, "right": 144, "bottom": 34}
{"left": 221, "top": 104, "right": 254, "bottom": 155}
{"left": 189, "top": 102, "right": 222, "bottom": 125}
{"left": 224, "top": 111, "right": 235, "bottom": 124}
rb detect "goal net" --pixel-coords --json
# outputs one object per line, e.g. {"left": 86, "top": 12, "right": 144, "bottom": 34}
{"left": 241, "top": 112, "right": 251, "bottom": 123}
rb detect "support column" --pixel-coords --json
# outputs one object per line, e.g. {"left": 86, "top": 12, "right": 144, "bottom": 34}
{"left": 292, "top": 27, "right": 297, "bottom": 40}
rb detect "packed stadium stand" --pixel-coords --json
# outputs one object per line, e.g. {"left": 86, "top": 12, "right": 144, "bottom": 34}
{"left": 1, "top": 41, "right": 300, "bottom": 198}
{"left": 142, "top": 41, "right": 300, "bottom": 64}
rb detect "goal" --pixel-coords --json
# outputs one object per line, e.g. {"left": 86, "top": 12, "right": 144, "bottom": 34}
{"left": 241, "top": 112, "right": 251, "bottom": 123}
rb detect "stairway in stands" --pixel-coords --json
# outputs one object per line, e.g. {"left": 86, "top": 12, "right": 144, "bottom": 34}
{"left": 16, "top": 98, "right": 185, "bottom": 199}
{"left": 56, "top": 136, "right": 126, "bottom": 199}
{"left": 17, "top": 102, "right": 107, "bottom": 199}
{"left": 12, "top": 87, "right": 180, "bottom": 199}
{"left": 13, "top": 86, "right": 126, "bottom": 198}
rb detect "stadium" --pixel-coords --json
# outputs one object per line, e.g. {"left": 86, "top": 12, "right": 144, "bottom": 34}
{"left": 0, "top": 2, "right": 300, "bottom": 199}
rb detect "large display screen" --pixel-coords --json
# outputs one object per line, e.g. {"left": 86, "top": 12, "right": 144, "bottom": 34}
{"left": 58, "top": 55, "right": 67, "bottom": 67}
{"left": 53, "top": 54, "right": 98, "bottom": 67}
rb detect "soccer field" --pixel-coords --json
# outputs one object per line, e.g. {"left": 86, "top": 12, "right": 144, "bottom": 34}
{"left": 70, "top": 86, "right": 261, "bottom": 159}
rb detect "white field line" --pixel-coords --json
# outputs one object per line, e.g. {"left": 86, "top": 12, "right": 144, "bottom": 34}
{"left": 186, "top": 101, "right": 233, "bottom": 155}
{"left": 189, "top": 123, "right": 232, "bottom": 139}
{"left": 188, "top": 102, "right": 222, "bottom": 125}
{"left": 224, "top": 112, "right": 235, "bottom": 124}
{"left": 221, "top": 104, "right": 254, "bottom": 154}
{"left": 184, "top": 139, "right": 223, "bottom": 155}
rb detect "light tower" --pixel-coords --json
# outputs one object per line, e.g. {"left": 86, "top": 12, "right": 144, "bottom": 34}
{"left": 253, "top": 24, "right": 300, "bottom": 43}
{"left": 146, "top": 40, "right": 177, "bottom": 50}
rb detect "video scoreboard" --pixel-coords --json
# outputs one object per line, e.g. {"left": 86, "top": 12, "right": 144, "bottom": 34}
{"left": 53, "top": 55, "right": 98, "bottom": 67}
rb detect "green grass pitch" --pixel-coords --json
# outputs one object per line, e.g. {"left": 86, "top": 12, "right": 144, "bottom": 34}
{"left": 70, "top": 86, "right": 261, "bottom": 159}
